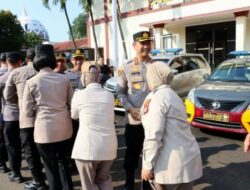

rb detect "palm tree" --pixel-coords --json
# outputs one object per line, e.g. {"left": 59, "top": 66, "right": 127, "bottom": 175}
{"left": 42, "top": 0, "right": 77, "bottom": 48}
{"left": 110, "top": 0, "right": 128, "bottom": 59}
{"left": 79, "top": 0, "right": 99, "bottom": 61}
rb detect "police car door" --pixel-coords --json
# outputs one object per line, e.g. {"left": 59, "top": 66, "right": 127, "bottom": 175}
{"left": 169, "top": 57, "right": 187, "bottom": 98}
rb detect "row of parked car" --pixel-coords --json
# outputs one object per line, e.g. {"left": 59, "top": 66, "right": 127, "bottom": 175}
{"left": 104, "top": 49, "right": 250, "bottom": 135}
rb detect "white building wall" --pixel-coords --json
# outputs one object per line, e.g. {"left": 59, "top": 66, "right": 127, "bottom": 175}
{"left": 245, "top": 19, "right": 250, "bottom": 50}
{"left": 90, "top": 0, "right": 250, "bottom": 65}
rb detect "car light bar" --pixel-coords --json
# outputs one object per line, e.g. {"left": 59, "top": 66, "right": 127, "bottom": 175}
{"left": 151, "top": 48, "right": 183, "bottom": 55}
{"left": 229, "top": 51, "right": 250, "bottom": 56}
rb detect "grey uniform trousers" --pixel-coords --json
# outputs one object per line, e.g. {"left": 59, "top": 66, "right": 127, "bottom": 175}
{"left": 75, "top": 159, "right": 113, "bottom": 190}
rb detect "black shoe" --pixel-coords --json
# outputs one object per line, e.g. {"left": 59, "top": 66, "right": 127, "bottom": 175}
{"left": 0, "top": 164, "right": 9, "bottom": 173}
{"left": 24, "top": 179, "right": 48, "bottom": 190}
{"left": 8, "top": 171, "right": 24, "bottom": 183}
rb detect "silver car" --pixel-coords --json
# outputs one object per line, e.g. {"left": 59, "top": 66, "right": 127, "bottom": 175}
{"left": 104, "top": 50, "right": 211, "bottom": 112}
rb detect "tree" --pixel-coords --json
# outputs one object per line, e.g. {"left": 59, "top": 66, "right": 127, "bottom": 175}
{"left": 42, "top": 0, "right": 77, "bottom": 47}
{"left": 79, "top": 0, "right": 100, "bottom": 61}
{"left": 70, "top": 13, "right": 87, "bottom": 40}
{"left": 23, "top": 32, "right": 43, "bottom": 48}
{"left": 0, "top": 10, "right": 24, "bottom": 52}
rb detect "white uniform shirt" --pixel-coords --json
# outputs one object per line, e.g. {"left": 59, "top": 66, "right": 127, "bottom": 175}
{"left": 141, "top": 85, "right": 202, "bottom": 184}
{"left": 23, "top": 67, "right": 73, "bottom": 143}
{"left": 71, "top": 83, "right": 117, "bottom": 160}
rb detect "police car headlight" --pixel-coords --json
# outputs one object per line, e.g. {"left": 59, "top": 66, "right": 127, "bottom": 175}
{"left": 186, "top": 88, "right": 195, "bottom": 104}
{"left": 184, "top": 88, "right": 196, "bottom": 123}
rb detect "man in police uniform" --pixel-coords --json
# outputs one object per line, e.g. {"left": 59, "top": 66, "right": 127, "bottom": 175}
{"left": 4, "top": 49, "right": 47, "bottom": 189}
{"left": 0, "top": 53, "right": 8, "bottom": 76}
{"left": 0, "top": 52, "right": 22, "bottom": 182}
{"left": 64, "top": 49, "right": 85, "bottom": 91}
{"left": 116, "top": 31, "right": 152, "bottom": 190}
{"left": 0, "top": 52, "right": 8, "bottom": 173}
{"left": 54, "top": 52, "right": 67, "bottom": 73}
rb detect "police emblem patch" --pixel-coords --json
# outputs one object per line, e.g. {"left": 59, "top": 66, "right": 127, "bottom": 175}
{"left": 143, "top": 32, "right": 149, "bottom": 38}
{"left": 143, "top": 99, "right": 151, "bottom": 115}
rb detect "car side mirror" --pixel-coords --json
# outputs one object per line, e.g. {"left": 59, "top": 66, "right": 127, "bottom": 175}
{"left": 203, "top": 73, "right": 209, "bottom": 80}
{"left": 172, "top": 69, "right": 178, "bottom": 75}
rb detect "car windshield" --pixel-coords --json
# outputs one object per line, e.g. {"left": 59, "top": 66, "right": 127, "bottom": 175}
{"left": 209, "top": 62, "right": 250, "bottom": 82}
{"left": 152, "top": 58, "right": 169, "bottom": 64}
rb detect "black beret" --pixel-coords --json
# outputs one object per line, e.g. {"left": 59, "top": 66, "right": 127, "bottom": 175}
{"left": 133, "top": 31, "right": 151, "bottom": 42}
{"left": 33, "top": 44, "right": 56, "bottom": 72}
{"left": 0, "top": 53, "right": 6, "bottom": 61}
{"left": 26, "top": 48, "right": 35, "bottom": 59}
{"left": 6, "top": 52, "right": 22, "bottom": 62}
{"left": 35, "top": 44, "right": 54, "bottom": 56}
{"left": 71, "top": 49, "right": 84, "bottom": 58}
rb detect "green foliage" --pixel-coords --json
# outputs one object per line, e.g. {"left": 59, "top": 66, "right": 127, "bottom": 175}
{"left": 0, "top": 10, "right": 24, "bottom": 52}
{"left": 79, "top": 0, "right": 92, "bottom": 12}
{"left": 70, "top": 13, "right": 87, "bottom": 39}
{"left": 42, "top": 0, "right": 67, "bottom": 9}
{"left": 23, "top": 32, "right": 43, "bottom": 48}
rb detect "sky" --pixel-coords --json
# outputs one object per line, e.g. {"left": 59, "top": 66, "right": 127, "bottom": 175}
{"left": 0, "top": 0, "right": 84, "bottom": 42}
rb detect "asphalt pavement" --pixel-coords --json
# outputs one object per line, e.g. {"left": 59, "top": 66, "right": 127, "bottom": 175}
{"left": 0, "top": 113, "right": 250, "bottom": 190}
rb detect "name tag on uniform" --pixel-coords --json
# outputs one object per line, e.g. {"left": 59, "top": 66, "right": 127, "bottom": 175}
{"left": 130, "top": 75, "right": 143, "bottom": 83}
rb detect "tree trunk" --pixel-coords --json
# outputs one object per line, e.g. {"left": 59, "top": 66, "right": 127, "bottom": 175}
{"left": 117, "top": 0, "right": 128, "bottom": 59}
{"left": 63, "top": 4, "right": 77, "bottom": 48}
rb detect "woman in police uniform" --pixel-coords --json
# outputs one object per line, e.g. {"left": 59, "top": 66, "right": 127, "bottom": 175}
{"left": 140, "top": 61, "right": 202, "bottom": 190}
{"left": 23, "top": 44, "right": 74, "bottom": 190}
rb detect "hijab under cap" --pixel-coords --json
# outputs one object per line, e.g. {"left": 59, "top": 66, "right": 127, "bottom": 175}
{"left": 146, "top": 61, "right": 174, "bottom": 91}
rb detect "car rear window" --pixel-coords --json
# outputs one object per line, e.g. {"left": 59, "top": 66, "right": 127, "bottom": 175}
{"left": 209, "top": 62, "right": 250, "bottom": 82}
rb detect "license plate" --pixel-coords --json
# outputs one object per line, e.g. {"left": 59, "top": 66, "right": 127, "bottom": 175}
{"left": 203, "top": 111, "right": 229, "bottom": 122}
{"left": 115, "top": 99, "right": 122, "bottom": 107}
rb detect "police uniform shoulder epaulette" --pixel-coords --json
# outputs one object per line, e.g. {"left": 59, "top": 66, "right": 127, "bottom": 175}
{"left": 125, "top": 59, "right": 133, "bottom": 64}
{"left": 152, "top": 88, "right": 159, "bottom": 94}
{"left": 26, "top": 74, "right": 36, "bottom": 80}
{"left": 64, "top": 69, "right": 72, "bottom": 73}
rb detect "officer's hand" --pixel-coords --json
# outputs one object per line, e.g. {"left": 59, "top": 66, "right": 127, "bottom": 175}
{"left": 128, "top": 107, "right": 141, "bottom": 121}
{"left": 141, "top": 168, "right": 154, "bottom": 181}
{"left": 244, "top": 133, "right": 250, "bottom": 153}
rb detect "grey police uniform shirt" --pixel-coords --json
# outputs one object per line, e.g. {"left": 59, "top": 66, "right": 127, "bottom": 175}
{"left": 64, "top": 69, "right": 83, "bottom": 91}
{"left": 0, "top": 70, "right": 19, "bottom": 121}
{"left": 116, "top": 58, "right": 151, "bottom": 125}
{"left": 0, "top": 65, "right": 8, "bottom": 76}
{"left": 4, "top": 63, "right": 37, "bottom": 128}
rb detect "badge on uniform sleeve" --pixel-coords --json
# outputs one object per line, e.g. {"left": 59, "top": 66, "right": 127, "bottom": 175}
{"left": 143, "top": 99, "right": 151, "bottom": 115}
{"left": 118, "top": 67, "right": 123, "bottom": 76}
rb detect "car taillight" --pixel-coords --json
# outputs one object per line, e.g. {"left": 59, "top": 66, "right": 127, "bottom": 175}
{"left": 241, "top": 105, "right": 250, "bottom": 132}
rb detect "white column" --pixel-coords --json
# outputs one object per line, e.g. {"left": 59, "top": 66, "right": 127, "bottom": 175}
{"left": 153, "top": 27, "right": 163, "bottom": 49}
{"left": 235, "top": 12, "right": 248, "bottom": 51}
{"left": 112, "top": 0, "right": 119, "bottom": 75}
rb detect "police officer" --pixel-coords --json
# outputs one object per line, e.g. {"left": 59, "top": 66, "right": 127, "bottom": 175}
{"left": 4, "top": 48, "right": 47, "bottom": 190}
{"left": 54, "top": 53, "right": 67, "bottom": 73}
{"left": 0, "top": 52, "right": 23, "bottom": 183}
{"left": 23, "top": 44, "right": 74, "bottom": 190}
{"left": 141, "top": 62, "right": 203, "bottom": 190}
{"left": 0, "top": 53, "right": 8, "bottom": 76}
{"left": 64, "top": 49, "right": 85, "bottom": 91}
{"left": 116, "top": 31, "right": 153, "bottom": 190}
{"left": 0, "top": 52, "right": 8, "bottom": 173}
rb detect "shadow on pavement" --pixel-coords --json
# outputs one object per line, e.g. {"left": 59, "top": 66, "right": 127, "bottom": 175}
{"left": 196, "top": 161, "right": 250, "bottom": 190}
